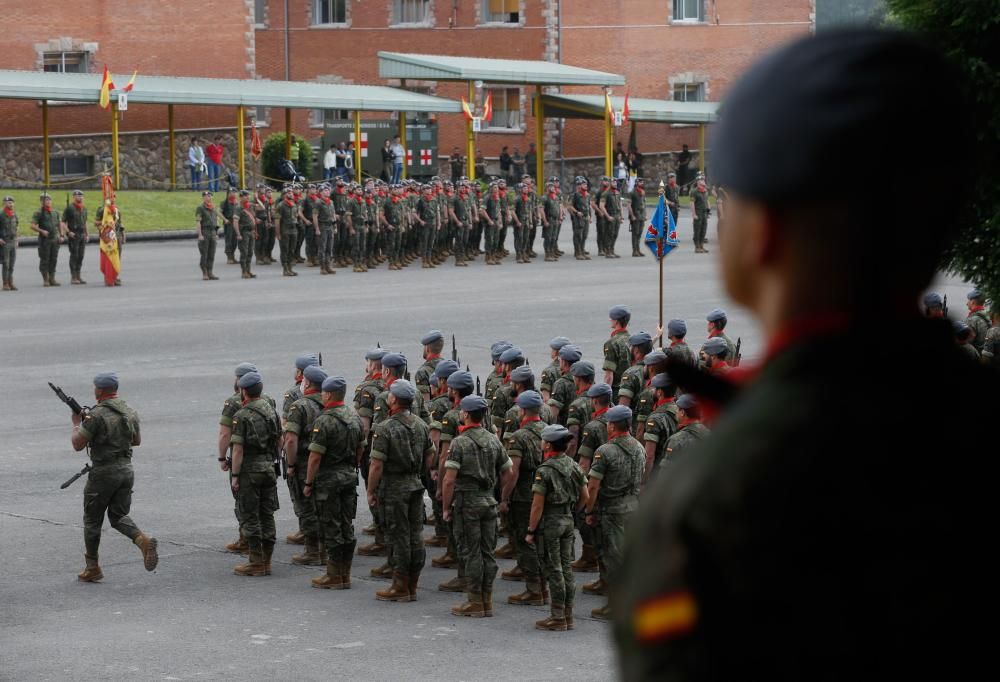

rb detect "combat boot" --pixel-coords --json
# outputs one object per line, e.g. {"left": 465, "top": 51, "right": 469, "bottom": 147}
{"left": 8, "top": 278, "right": 16, "bottom": 291}
{"left": 501, "top": 564, "right": 525, "bottom": 581}
{"left": 451, "top": 593, "right": 486, "bottom": 618}
{"left": 495, "top": 541, "right": 516, "bottom": 560}
{"left": 227, "top": 255, "right": 237, "bottom": 265}
{"left": 234, "top": 547, "right": 267, "bottom": 576}
{"left": 207, "top": 268, "right": 219, "bottom": 280}
{"left": 370, "top": 560, "right": 393, "bottom": 579}
{"left": 291, "top": 540, "right": 323, "bottom": 566}
{"left": 224, "top": 533, "right": 249, "bottom": 554}
{"left": 201, "top": 268, "right": 209, "bottom": 281}
{"left": 431, "top": 550, "right": 457, "bottom": 568}
{"left": 582, "top": 575, "right": 607, "bottom": 595}
{"left": 2, "top": 281, "right": 8, "bottom": 291}
{"left": 508, "top": 582, "right": 545, "bottom": 606}
{"left": 424, "top": 534, "right": 448, "bottom": 548}
{"left": 535, "top": 605, "right": 568, "bottom": 632}
{"left": 286, "top": 530, "right": 305, "bottom": 545}
{"left": 49, "top": 273, "right": 61, "bottom": 286}
{"left": 591, "top": 603, "right": 612, "bottom": 620}
{"left": 262, "top": 542, "right": 274, "bottom": 575}
{"left": 438, "top": 574, "right": 465, "bottom": 592}
{"left": 43, "top": 273, "right": 51, "bottom": 287}
{"left": 362, "top": 523, "right": 376, "bottom": 535}
{"left": 78, "top": 554, "right": 103, "bottom": 582}
{"left": 407, "top": 570, "right": 421, "bottom": 601}
{"left": 357, "top": 532, "right": 387, "bottom": 556}
{"left": 133, "top": 533, "right": 159, "bottom": 571}
{"left": 483, "top": 588, "right": 494, "bottom": 617}
{"left": 565, "top": 605, "right": 575, "bottom": 630}
{"left": 311, "top": 560, "right": 346, "bottom": 589}
{"left": 375, "top": 573, "right": 412, "bottom": 602}
{"left": 571, "top": 544, "right": 599, "bottom": 572}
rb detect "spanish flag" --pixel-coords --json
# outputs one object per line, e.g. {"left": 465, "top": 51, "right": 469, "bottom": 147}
{"left": 482, "top": 92, "right": 493, "bottom": 123}
{"left": 460, "top": 96, "right": 475, "bottom": 122}
{"left": 633, "top": 590, "right": 698, "bottom": 643}
{"left": 99, "top": 201, "right": 121, "bottom": 287}
{"left": 98, "top": 66, "right": 115, "bottom": 110}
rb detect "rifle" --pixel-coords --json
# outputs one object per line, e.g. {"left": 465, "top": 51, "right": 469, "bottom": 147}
{"left": 943, "top": 295, "right": 949, "bottom": 316}
{"left": 48, "top": 382, "right": 88, "bottom": 416}
{"left": 476, "top": 376, "right": 482, "bottom": 397}
{"left": 61, "top": 463, "right": 91, "bottom": 489}
{"left": 733, "top": 337, "right": 743, "bottom": 368}
{"left": 451, "top": 334, "right": 459, "bottom": 364}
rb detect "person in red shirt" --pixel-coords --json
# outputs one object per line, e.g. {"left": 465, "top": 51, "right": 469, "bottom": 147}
{"left": 205, "top": 136, "right": 225, "bottom": 193}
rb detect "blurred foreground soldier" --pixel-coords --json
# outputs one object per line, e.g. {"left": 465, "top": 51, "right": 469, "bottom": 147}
{"left": 305, "top": 376, "right": 364, "bottom": 589}
{"left": 528, "top": 424, "right": 589, "bottom": 631}
{"left": 70, "top": 372, "right": 158, "bottom": 582}
{"left": 62, "top": 190, "right": 88, "bottom": 284}
{"left": 31, "top": 192, "right": 63, "bottom": 286}
{"left": 923, "top": 292, "right": 945, "bottom": 318}
{"left": 614, "top": 29, "right": 992, "bottom": 680}
{"left": 283, "top": 364, "right": 328, "bottom": 565}
{"left": 195, "top": 191, "right": 221, "bottom": 280}
{"left": 218, "top": 362, "right": 265, "bottom": 554}
{"left": 966, "top": 289, "right": 990, "bottom": 352}
{"left": 982, "top": 304, "right": 1000, "bottom": 368}
{"left": 1, "top": 195, "right": 18, "bottom": 291}
{"left": 229, "top": 371, "right": 281, "bottom": 576}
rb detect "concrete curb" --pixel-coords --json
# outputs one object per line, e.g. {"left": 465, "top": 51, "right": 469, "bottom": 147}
{"left": 16, "top": 230, "right": 198, "bottom": 247}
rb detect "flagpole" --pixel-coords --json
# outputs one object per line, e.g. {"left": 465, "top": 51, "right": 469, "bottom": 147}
{"left": 657, "top": 183, "right": 666, "bottom": 346}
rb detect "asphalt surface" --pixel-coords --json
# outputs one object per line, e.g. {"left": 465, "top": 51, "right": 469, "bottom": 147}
{"left": 0, "top": 217, "right": 968, "bottom": 681}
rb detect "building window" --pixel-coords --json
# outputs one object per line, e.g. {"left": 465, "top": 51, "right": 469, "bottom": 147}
{"left": 311, "top": 109, "right": 349, "bottom": 127}
{"left": 393, "top": 0, "right": 430, "bottom": 25}
{"left": 482, "top": 0, "right": 519, "bottom": 23}
{"left": 672, "top": 0, "right": 705, "bottom": 23}
{"left": 254, "top": 0, "right": 267, "bottom": 25}
{"left": 314, "top": 0, "right": 346, "bottom": 25}
{"left": 43, "top": 52, "right": 88, "bottom": 73}
{"left": 672, "top": 82, "right": 705, "bottom": 102}
{"left": 484, "top": 87, "right": 521, "bottom": 130}
{"left": 49, "top": 156, "right": 93, "bottom": 177}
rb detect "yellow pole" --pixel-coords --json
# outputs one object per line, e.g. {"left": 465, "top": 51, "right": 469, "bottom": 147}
{"left": 398, "top": 110, "right": 408, "bottom": 180}
{"left": 534, "top": 86, "right": 544, "bottom": 194}
{"left": 285, "top": 108, "right": 292, "bottom": 160}
{"left": 42, "top": 100, "right": 50, "bottom": 188}
{"left": 466, "top": 81, "right": 476, "bottom": 180}
{"left": 237, "top": 105, "right": 246, "bottom": 188}
{"left": 353, "top": 109, "right": 362, "bottom": 182}
{"left": 168, "top": 104, "right": 176, "bottom": 190}
{"left": 699, "top": 123, "right": 706, "bottom": 179}
{"left": 111, "top": 102, "right": 120, "bottom": 190}
{"left": 604, "top": 95, "right": 613, "bottom": 178}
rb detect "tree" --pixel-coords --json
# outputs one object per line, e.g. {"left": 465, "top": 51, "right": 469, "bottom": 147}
{"left": 886, "top": 0, "right": 1000, "bottom": 302}
{"left": 260, "top": 133, "right": 315, "bottom": 185}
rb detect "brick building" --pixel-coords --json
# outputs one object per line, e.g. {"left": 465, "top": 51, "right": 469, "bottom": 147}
{"left": 0, "top": 0, "right": 812, "bottom": 186}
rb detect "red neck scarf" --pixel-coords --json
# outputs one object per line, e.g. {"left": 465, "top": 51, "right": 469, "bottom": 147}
{"left": 203, "top": 201, "right": 214, "bottom": 211}
{"left": 3, "top": 207, "right": 13, "bottom": 217}
{"left": 303, "top": 388, "right": 319, "bottom": 396}
{"left": 389, "top": 405, "right": 406, "bottom": 416}
{"left": 670, "top": 339, "right": 684, "bottom": 347}
{"left": 73, "top": 200, "right": 84, "bottom": 209}
{"left": 969, "top": 305, "right": 985, "bottom": 315}
{"left": 544, "top": 450, "right": 563, "bottom": 460}
{"left": 708, "top": 329, "right": 723, "bottom": 338}
{"left": 42, "top": 206, "right": 52, "bottom": 213}
{"left": 654, "top": 397, "right": 674, "bottom": 409}
{"left": 696, "top": 186, "right": 707, "bottom": 194}
{"left": 709, "top": 362, "right": 731, "bottom": 375}
{"left": 459, "top": 423, "right": 483, "bottom": 434}
{"left": 391, "top": 196, "right": 400, "bottom": 203}
{"left": 576, "top": 384, "right": 592, "bottom": 396}
{"left": 425, "top": 353, "right": 441, "bottom": 361}
{"left": 763, "top": 312, "right": 853, "bottom": 365}
{"left": 578, "top": 189, "right": 587, "bottom": 196}
{"left": 227, "top": 196, "right": 237, "bottom": 204}
{"left": 385, "top": 376, "right": 396, "bottom": 392}
{"left": 324, "top": 400, "right": 344, "bottom": 409}
{"left": 322, "top": 196, "right": 332, "bottom": 204}
{"left": 241, "top": 201, "right": 251, "bottom": 209}
{"left": 611, "top": 328, "right": 627, "bottom": 338}
{"left": 284, "top": 198, "right": 296, "bottom": 207}
{"left": 520, "top": 416, "right": 541, "bottom": 428}
{"left": 371, "top": 371, "right": 383, "bottom": 381}
{"left": 591, "top": 406, "right": 609, "bottom": 419}
{"left": 98, "top": 393, "right": 119, "bottom": 402}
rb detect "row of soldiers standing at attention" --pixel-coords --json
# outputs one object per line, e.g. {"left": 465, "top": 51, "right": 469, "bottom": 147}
{"left": 213, "top": 305, "right": 739, "bottom": 631}
{"left": 1, "top": 191, "right": 124, "bottom": 291}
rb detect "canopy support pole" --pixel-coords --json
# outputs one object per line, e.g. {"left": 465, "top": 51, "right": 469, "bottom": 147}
{"left": 111, "top": 102, "right": 120, "bottom": 190}
{"left": 42, "top": 100, "right": 50, "bottom": 188}
{"left": 466, "top": 81, "right": 476, "bottom": 181}
{"left": 353, "top": 109, "right": 362, "bottom": 182}
{"left": 699, "top": 123, "right": 706, "bottom": 179}
{"left": 534, "top": 86, "right": 544, "bottom": 193}
{"left": 604, "top": 93, "right": 613, "bottom": 178}
{"left": 399, "top": 110, "right": 408, "bottom": 180}
{"left": 285, "top": 108, "right": 292, "bottom": 161}
{"left": 168, "top": 105, "right": 176, "bottom": 190}
{"left": 237, "top": 105, "right": 246, "bottom": 189}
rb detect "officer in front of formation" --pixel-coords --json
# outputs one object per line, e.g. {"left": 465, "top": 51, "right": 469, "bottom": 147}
{"left": 31, "top": 192, "right": 63, "bottom": 286}
{"left": 62, "top": 189, "right": 88, "bottom": 285}
{"left": 614, "top": 29, "right": 994, "bottom": 680}
{"left": 0, "top": 194, "right": 18, "bottom": 291}
{"left": 70, "top": 372, "right": 158, "bottom": 582}
{"left": 195, "top": 190, "right": 221, "bottom": 280}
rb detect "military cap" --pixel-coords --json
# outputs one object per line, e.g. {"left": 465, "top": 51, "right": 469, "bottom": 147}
{"left": 420, "top": 330, "right": 444, "bottom": 345}
{"left": 365, "top": 347, "right": 387, "bottom": 361}
{"left": 967, "top": 289, "right": 983, "bottom": 300}
{"left": 227, "top": 186, "right": 238, "bottom": 193}
{"left": 570, "top": 360, "right": 596, "bottom": 378}
{"left": 923, "top": 292, "right": 944, "bottom": 308}
{"left": 676, "top": 394, "right": 699, "bottom": 410}
{"left": 295, "top": 353, "right": 320, "bottom": 371}
{"left": 238, "top": 371, "right": 262, "bottom": 389}
{"left": 447, "top": 371, "right": 474, "bottom": 391}
{"left": 558, "top": 344, "right": 583, "bottom": 363}
{"left": 574, "top": 177, "right": 586, "bottom": 185}
{"left": 952, "top": 320, "right": 971, "bottom": 335}
{"left": 336, "top": 177, "right": 345, "bottom": 184}
{"left": 460, "top": 394, "right": 488, "bottom": 412}
{"left": 39, "top": 192, "right": 51, "bottom": 200}
{"left": 499, "top": 346, "right": 524, "bottom": 364}
{"left": 609, "top": 304, "right": 631, "bottom": 321}
{"left": 239, "top": 189, "right": 250, "bottom": 197}
{"left": 510, "top": 366, "right": 534, "bottom": 384}
{"left": 606, "top": 405, "right": 632, "bottom": 424}
{"left": 516, "top": 390, "right": 543, "bottom": 409}
{"left": 636, "top": 178, "right": 645, "bottom": 185}
{"left": 381, "top": 352, "right": 407, "bottom": 369}
{"left": 651, "top": 372, "right": 675, "bottom": 390}
{"left": 93, "top": 372, "right": 119, "bottom": 390}
{"left": 491, "top": 341, "right": 513, "bottom": 361}
{"left": 321, "top": 375, "right": 347, "bottom": 393}
{"left": 389, "top": 379, "right": 417, "bottom": 401}
{"left": 667, "top": 171, "right": 677, "bottom": 178}
{"left": 549, "top": 336, "right": 572, "bottom": 350}
{"left": 586, "top": 383, "right": 613, "bottom": 398}
{"left": 3, "top": 195, "right": 13, "bottom": 202}
{"left": 628, "top": 331, "right": 653, "bottom": 347}
{"left": 667, "top": 319, "right": 688, "bottom": 337}
{"left": 72, "top": 190, "right": 84, "bottom": 197}
{"left": 706, "top": 308, "right": 727, "bottom": 323}
{"left": 303, "top": 365, "right": 328, "bottom": 385}
{"left": 644, "top": 350, "right": 667, "bottom": 366}
{"left": 201, "top": 190, "right": 213, "bottom": 198}
{"left": 234, "top": 362, "right": 258, "bottom": 378}
{"left": 703, "top": 337, "right": 730, "bottom": 357}
{"left": 282, "top": 186, "right": 294, "bottom": 193}
{"left": 541, "top": 424, "right": 573, "bottom": 442}
{"left": 433, "top": 360, "right": 461, "bottom": 380}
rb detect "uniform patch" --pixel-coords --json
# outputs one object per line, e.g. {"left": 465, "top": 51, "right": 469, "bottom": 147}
{"left": 633, "top": 590, "right": 698, "bottom": 643}
{"left": 647, "top": 421, "right": 655, "bottom": 428}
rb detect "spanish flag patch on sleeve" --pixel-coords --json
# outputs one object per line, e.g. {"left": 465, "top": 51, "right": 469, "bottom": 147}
{"left": 633, "top": 590, "right": 698, "bottom": 643}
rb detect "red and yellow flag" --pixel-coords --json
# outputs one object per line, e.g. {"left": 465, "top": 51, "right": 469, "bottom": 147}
{"left": 482, "top": 92, "right": 493, "bottom": 123}
{"left": 99, "top": 203, "right": 121, "bottom": 286}
{"left": 460, "top": 97, "right": 475, "bottom": 122}
{"left": 250, "top": 121, "right": 263, "bottom": 160}
{"left": 98, "top": 66, "right": 115, "bottom": 110}
{"left": 622, "top": 89, "right": 630, "bottom": 124}
{"left": 121, "top": 70, "right": 137, "bottom": 93}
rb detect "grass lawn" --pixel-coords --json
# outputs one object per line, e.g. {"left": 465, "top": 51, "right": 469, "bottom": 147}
{"left": 4, "top": 189, "right": 200, "bottom": 236}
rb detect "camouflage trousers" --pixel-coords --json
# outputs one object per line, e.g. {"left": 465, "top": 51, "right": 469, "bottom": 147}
{"left": 595, "top": 505, "right": 634, "bottom": 581}
{"left": 453, "top": 494, "right": 498, "bottom": 594}
{"left": 67, "top": 233, "right": 86, "bottom": 278}
{"left": 352, "top": 228, "right": 367, "bottom": 265}
{"left": 224, "top": 222, "right": 236, "bottom": 258}
{"left": 2, "top": 242, "right": 16, "bottom": 282}
{"left": 314, "top": 480, "right": 357, "bottom": 559}
{"left": 237, "top": 469, "right": 279, "bottom": 546}
{"left": 278, "top": 229, "right": 297, "bottom": 266}
{"left": 288, "top": 466, "right": 319, "bottom": 541}
{"left": 693, "top": 214, "right": 708, "bottom": 245}
{"left": 198, "top": 236, "right": 217, "bottom": 271}
{"left": 256, "top": 223, "right": 274, "bottom": 261}
{"left": 37, "top": 237, "right": 59, "bottom": 277}
{"left": 420, "top": 223, "right": 437, "bottom": 260}
{"left": 304, "top": 224, "right": 318, "bottom": 261}
{"left": 82, "top": 463, "right": 141, "bottom": 557}
{"left": 385, "top": 487, "right": 425, "bottom": 574}
{"left": 484, "top": 224, "right": 500, "bottom": 257}
{"left": 536, "top": 512, "right": 575, "bottom": 608}
{"left": 238, "top": 233, "right": 255, "bottom": 273}
{"left": 335, "top": 222, "right": 351, "bottom": 262}
{"left": 318, "top": 224, "right": 335, "bottom": 266}
{"left": 510, "top": 499, "right": 541, "bottom": 583}
{"left": 630, "top": 219, "right": 645, "bottom": 253}
{"left": 571, "top": 217, "right": 588, "bottom": 257}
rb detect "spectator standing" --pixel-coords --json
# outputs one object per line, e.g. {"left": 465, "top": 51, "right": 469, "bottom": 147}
{"left": 475, "top": 149, "right": 487, "bottom": 179}
{"left": 512, "top": 147, "right": 526, "bottom": 181}
{"left": 381, "top": 140, "right": 394, "bottom": 181}
{"left": 345, "top": 142, "right": 355, "bottom": 182}
{"left": 205, "top": 136, "right": 225, "bottom": 193}
{"left": 390, "top": 135, "right": 405, "bottom": 184}
{"left": 676, "top": 143, "right": 692, "bottom": 191}
{"left": 335, "top": 142, "right": 349, "bottom": 179}
{"left": 499, "top": 146, "right": 512, "bottom": 183}
{"left": 524, "top": 143, "right": 537, "bottom": 181}
{"left": 449, "top": 147, "right": 464, "bottom": 183}
{"left": 323, "top": 144, "right": 337, "bottom": 181}
{"left": 188, "top": 138, "right": 205, "bottom": 191}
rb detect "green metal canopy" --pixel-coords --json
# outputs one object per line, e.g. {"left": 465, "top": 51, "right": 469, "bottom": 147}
{"left": 378, "top": 52, "right": 624, "bottom": 87}
{"left": 0, "top": 69, "right": 462, "bottom": 112}
{"left": 537, "top": 93, "right": 719, "bottom": 124}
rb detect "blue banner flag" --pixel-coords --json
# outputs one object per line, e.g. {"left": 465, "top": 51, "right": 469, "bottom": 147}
{"left": 644, "top": 194, "right": 680, "bottom": 260}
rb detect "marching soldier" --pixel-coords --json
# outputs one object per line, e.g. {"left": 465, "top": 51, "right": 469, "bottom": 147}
{"left": 1, "top": 195, "right": 18, "bottom": 291}
{"left": 628, "top": 178, "right": 647, "bottom": 257}
{"left": 31, "top": 192, "right": 63, "bottom": 287}
{"left": 276, "top": 186, "right": 299, "bottom": 276}
{"left": 528, "top": 424, "right": 589, "bottom": 631}
{"left": 195, "top": 191, "right": 221, "bottom": 280}
{"left": 62, "top": 190, "right": 88, "bottom": 284}
{"left": 234, "top": 189, "right": 258, "bottom": 279}
{"left": 70, "top": 372, "right": 159, "bottom": 582}
{"left": 221, "top": 187, "right": 239, "bottom": 264}
{"left": 304, "top": 375, "right": 364, "bottom": 589}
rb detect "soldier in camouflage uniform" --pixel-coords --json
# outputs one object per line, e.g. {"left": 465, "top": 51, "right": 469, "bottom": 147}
{"left": 528, "top": 424, "right": 589, "bottom": 631}
{"left": 981, "top": 304, "right": 1000, "bottom": 369}
{"left": 234, "top": 189, "right": 258, "bottom": 279}
{"left": 953, "top": 320, "right": 980, "bottom": 361}
{"left": 642, "top": 373, "right": 679, "bottom": 480}
{"left": 276, "top": 186, "right": 299, "bottom": 276}
{"left": 283, "top": 365, "right": 328, "bottom": 565}
{"left": 414, "top": 185, "right": 438, "bottom": 269}
{"left": 664, "top": 171, "right": 680, "bottom": 227}
{"left": 603, "top": 180, "right": 624, "bottom": 258}
{"left": 604, "top": 305, "right": 633, "bottom": 401}
{"left": 691, "top": 177, "right": 710, "bottom": 253}
{"left": 305, "top": 375, "right": 364, "bottom": 590}
{"left": 31, "top": 193, "right": 63, "bottom": 286}
{"left": 253, "top": 184, "right": 273, "bottom": 266}
{"left": 547, "top": 344, "right": 583, "bottom": 427}
{"left": 567, "top": 177, "right": 592, "bottom": 260}
{"left": 368, "top": 380, "right": 434, "bottom": 602}
{"left": 281, "top": 353, "right": 318, "bottom": 544}
{"left": 482, "top": 183, "right": 504, "bottom": 265}
{"left": 592, "top": 177, "right": 609, "bottom": 257}
{"left": 484, "top": 341, "right": 512, "bottom": 413}
{"left": 490, "top": 346, "right": 526, "bottom": 434}
{"left": 448, "top": 180, "right": 471, "bottom": 267}
{"left": 701, "top": 308, "right": 738, "bottom": 363}
{"left": 540, "top": 337, "right": 571, "bottom": 402}
{"left": 348, "top": 185, "right": 368, "bottom": 272}
{"left": 443, "top": 395, "right": 515, "bottom": 617}
{"left": 500, "top": 366, "right": 552, "bottom": 439}
{"left": 61, "top": 189, "right": 88, "bottom": 284}
{"left": 572, "top": 381, "right": 612, "bottom": 578}
{"left": 966, "top": 289, "right": 991, "bottom": 352}
{"left": 425, "top": 360, "right": 461, "bottom": 549}
{"left": 512, "top": 182, "right": 532, "bottom": 263}
{"left": 221, "top": 187, "right": 239, "bottom": 264}
{"left": 383, "top": 185, "right": 405, "bottom": 271}
{"left": 627, "top": 178, "right": 647, "bottom": 257}
{"left": 584, "top": 404, "right": 644, "bottom": 619}
{"left": 1, "top": 195, "right": 20, "bottom": 291}
{"left": 229, "top": 371, "right": 281, "bottom": 577}
{"left": 414, "top": 330, "right": 445, "bottom": 403}
{"left": 195, "top": 191, "right": 221, "bottom": 281}
{"left": 657, "top": 393, "right": 710, "bottom": 474}
{"left": 364, "top": 186, "right": 380, "bottom": 269}
{"left": 702, "top": 337, "right": 734, "bottom": 376}
{"left": 665, "top": 319, "right": 698, "bottom": 368}
{"left": 331, "top": 178, "right": 349, "bottom": 267}
{"left": 565, "top": 361, "right": 596, "bottom": 462}
{"left": 315, "top": 183, "right": 337, "bottom": 275}
{"left": 354, "top": 348, "right": 386, "bottom": 542}
{"left": 70, "top": 372, "right": 158, "bottom": 582}
{"left": 633, "top": 350, "right": 667, "bottom": 440}
{"left": 618, "top": 331, "right": 653, "bottom": 418}
{"left": 541, "top": 180, "right": 563, "bottom": 261}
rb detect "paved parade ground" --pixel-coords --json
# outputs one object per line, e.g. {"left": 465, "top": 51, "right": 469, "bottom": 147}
{"left": 0, "top": 221, "right": 968, "bottom": 681}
